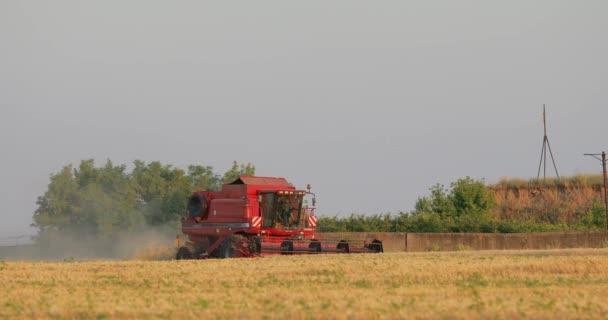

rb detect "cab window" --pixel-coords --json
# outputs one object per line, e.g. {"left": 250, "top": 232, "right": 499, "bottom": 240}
{"left": 260, "top": 192, "right": 303, "bottom": 229}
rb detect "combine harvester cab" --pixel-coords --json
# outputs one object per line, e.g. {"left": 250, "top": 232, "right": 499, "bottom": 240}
{"left": 176, "top": 176, "right": 383, "bottom": 259}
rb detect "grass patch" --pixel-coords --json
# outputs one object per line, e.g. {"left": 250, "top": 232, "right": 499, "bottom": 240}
{"left": 494, "top": 175, "right": 604, "bottom": 189}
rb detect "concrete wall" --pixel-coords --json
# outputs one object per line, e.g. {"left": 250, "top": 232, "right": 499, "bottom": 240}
{"left": 318, "top": 231, "right": 608, "bottom": 252}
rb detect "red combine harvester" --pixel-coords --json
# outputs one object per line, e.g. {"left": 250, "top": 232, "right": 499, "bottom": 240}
{"left": 176, "top": 176, "right": 383, "bottom": 259}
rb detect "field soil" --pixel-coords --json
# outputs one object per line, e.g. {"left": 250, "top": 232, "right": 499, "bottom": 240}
{"left": 2, "top": 249, "right": 608, "bottom": 319}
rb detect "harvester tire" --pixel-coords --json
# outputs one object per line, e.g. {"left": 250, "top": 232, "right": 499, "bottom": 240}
{"left": 218, "top": 237, "right": 236, "bottom": 259}
{"left": 253, "top": 237, "right": 262, "bottom": 255}
{"left": 308, "top": 240, "right": 322, "bottom": 253}
{"left": 176, "top": 246, "right": 193, "bottom": 260}
{"left": 370, "top": 239, "right": 384, "bottom": 253}
{"left": 280, "top": 240, "right": 294, "bottom": 255}
{"left": 337, "top": 240, "right": 350, "bottom": 253}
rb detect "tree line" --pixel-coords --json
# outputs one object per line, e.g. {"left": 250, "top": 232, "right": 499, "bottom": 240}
{"left": 317, "top": 177, "right": 606, "bottom": 233}
{"left": 33, "top": 159, "right": 255, "bottom": 242}
{"left": 33, "top": 160, "right": 606, "bottom": 242}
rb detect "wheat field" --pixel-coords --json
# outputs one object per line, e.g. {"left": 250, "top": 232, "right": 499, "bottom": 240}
{"left": 2, "top": 249, "right": 608, "bottom": 319}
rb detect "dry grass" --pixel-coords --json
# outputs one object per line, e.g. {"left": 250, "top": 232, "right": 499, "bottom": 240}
{"left": 2, "top": 249, "right": 608, "bottom": 319}
{"left": 490, "top": 175, "right": 605, "bottom": 224}
{"left": 494, "top": 175, "right": 604, "bottom": 189}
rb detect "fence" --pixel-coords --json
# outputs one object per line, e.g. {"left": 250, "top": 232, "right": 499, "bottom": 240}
{"left": 0, "top": 235, "right": 34, "bottom": 247}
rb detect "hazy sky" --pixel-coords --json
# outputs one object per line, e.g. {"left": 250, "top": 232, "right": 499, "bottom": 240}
{"left": 1, "top": 1, "right": 607, "bottom": 237}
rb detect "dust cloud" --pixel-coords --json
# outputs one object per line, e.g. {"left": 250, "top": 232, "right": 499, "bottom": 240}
{"left": 0, "top": 228, "right": 179, "bottom": 261}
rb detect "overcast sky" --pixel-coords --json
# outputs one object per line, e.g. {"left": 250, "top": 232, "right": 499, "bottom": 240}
{"left": 1, "top": 1, "right": 607, "bottom": 237}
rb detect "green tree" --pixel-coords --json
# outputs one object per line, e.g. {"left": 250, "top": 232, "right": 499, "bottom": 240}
{"left": 414, "top": 184, "right": 454, "bottom": 217}
{"left": 408, "top": 177, "right": 496, "bottom": 232}
{"left": 33, "top": 160, "right": 143, "bottom": 239}
{"left": 449, "top": 177, "right": 495, "bottom": 217}
{"left": 33, "top": 164, "right": 80, "bottom": 233}
{"left": 188, "top": 165, "right": 221, "bottom": 191}
{"left": 130, "top": 161, "right": 194, "bottom": 226}
{"left": 578, "top": 198, "right": 606, "bottom": 229}
{"left": 222, "top": 161, "right": 256, "bottom": 184}
{"left": 33, "top": 159, "right": 256, "bottom": 243}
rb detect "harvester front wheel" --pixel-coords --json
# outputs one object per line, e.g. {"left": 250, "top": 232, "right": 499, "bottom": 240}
{"left": 176, "top": 246, "right": 193, "bottom": 260}
{"left": 217, "top": 235, "right": 255, "bottom": 258}
{"left": 253, "top": 237, "right": 262, "bottom": 255}
{"left": 217, "top": 237, "right": 236, "bottom": 259}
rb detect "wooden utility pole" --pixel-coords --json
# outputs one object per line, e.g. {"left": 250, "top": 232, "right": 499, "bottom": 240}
{"left": 585, "top": 151, "right": 608, "bottom": 230}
